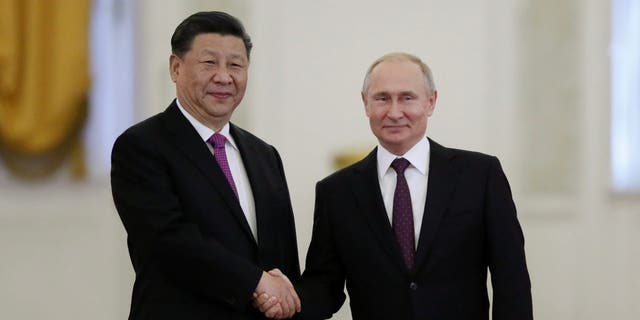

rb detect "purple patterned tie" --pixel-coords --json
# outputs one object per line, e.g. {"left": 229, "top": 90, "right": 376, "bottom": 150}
{"left": 208, "top": 133, "right": 239, "bottom": 199}
{"left": 391, "top": 158, "right": 415, "bottom": 270}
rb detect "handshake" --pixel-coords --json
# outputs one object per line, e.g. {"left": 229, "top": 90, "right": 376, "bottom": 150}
{"left": 253, "top": 269, "right": 301, "bottom": 319}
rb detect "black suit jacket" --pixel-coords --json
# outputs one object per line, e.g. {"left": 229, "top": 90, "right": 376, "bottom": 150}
{"left": 297, "top": 139, "right": 532, "bottom": 320}
{"left": 111, "top": 101, "right": 300, "bottom": 320}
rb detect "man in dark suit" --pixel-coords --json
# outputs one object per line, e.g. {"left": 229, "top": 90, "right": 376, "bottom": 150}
{"left": 257, "top": 52, "right": 533, "bottom": 319}
{"left": 111, "top": 11, "right": 301, "bottom": 320}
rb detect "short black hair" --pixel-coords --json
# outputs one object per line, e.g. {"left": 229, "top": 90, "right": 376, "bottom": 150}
{"left": 171, "top": 11, "right": 253, "bottom": 59}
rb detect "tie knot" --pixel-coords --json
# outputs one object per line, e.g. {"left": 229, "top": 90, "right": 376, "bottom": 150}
{"left": 391, "top": 158, "right": 411, "bottom": 174}
{"left": 208, "top": 133, "right": 227, "bottom": 149}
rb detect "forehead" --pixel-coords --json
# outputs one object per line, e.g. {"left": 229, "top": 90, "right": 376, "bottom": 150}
{"left": 189, "top": 33, "right": 247, "bottom": 58}
{"left": 368, "top": 60, "right": 424, "bottom": 93}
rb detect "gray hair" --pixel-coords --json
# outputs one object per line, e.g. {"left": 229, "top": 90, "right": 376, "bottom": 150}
{"left": 361, "top": 52, "right": 436, "bottom": 96}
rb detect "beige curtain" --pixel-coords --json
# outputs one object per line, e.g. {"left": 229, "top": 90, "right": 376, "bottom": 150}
{"left": 0, "top": 0, "right": 90, "bottom": 178}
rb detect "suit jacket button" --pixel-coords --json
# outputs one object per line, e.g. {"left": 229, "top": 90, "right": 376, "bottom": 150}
{"left": 409, "top": 282, "right": 418, "bottom": 290}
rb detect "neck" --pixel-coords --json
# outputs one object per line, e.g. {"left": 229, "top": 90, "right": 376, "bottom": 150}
{"left": 177, "top": 98, "right": 229, "bottom": 132}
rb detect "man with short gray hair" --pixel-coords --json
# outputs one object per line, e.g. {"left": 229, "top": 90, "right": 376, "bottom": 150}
{"left": 258, "top": 52, "right": 533, "bottom": 320}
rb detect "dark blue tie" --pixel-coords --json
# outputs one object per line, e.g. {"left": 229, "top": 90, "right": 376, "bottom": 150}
{"left": 391, "top": 158, "right": 415, "bottom": 270}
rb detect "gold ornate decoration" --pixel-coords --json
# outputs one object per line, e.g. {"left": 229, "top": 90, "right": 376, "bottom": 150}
{"left": 0, "top": 0, "right": 90, "bottom": 179}
{"left": 333, "top": 147, "right": 373, "bottom": 170}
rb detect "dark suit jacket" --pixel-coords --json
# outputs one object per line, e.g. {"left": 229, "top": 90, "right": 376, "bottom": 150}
{"left": 111, "top": 101, "right": 300, "bottom": 320}
{"left": 297, "top": 139, "right": 532, "bottom": 320}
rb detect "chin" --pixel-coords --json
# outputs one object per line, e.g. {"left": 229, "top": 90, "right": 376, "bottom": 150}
{"left": 382, "top": 134, "right": 408, "bottom": 144}
{"left": 206, "top": 104, "right": 236, "bottom": 114}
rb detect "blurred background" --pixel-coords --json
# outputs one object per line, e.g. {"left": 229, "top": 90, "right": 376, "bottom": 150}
{"left": 1, "top": 0, "right": 639, "bottom": 319}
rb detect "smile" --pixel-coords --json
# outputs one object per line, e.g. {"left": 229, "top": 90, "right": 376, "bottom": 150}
{"left": 209, "top": 92, "right": 233, "bottom": 99}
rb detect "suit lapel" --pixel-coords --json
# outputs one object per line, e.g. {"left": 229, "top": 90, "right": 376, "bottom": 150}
{"left": 351, "top": 149, "right": 408, "bottom": 272}
{"left": 413, "top": 138, "right": 457, "bottom": 272}
{"left": 161, "top": 102, "right": 256, "bottom": 244}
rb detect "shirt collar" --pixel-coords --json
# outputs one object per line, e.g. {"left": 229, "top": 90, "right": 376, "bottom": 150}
{"left": 377, "top": 137, "right": 430, "bottom": 180}
{"left": 176, "top": 98, "right": 238, "bottom": 151}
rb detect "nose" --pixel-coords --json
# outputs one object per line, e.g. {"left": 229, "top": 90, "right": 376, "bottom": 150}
{"left": 387, "top": 100, "right": 403, "bottom": 119}
{"left": 213, "top": 66, "right": 233, "bottom": 85}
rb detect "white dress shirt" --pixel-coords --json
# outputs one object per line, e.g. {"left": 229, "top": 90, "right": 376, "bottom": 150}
{"left": 377, "top": 138, "right": 430, "bottom": 249}
{"left": 176, "top": 99, "right": 258, "bottom": 241}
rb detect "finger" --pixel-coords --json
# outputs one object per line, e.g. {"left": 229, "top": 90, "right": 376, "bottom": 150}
{"left": 279, "top": 294, "right": 291, "bottom": 316}
{"left": 268, "top": 268, "right": 283, "bottom": 277}
{"left": 252, "top": 293, "right": 267, "bottom": 308}
{"left": 257, "top": 293, "right": 272, "bottom": 305}
{"left": 284, "top": 292, "right": 297, "bottom": 318}
{"left": 252, "top": 293, "right": 268, "bottom": 308}
{"left": 260, "top": 296, "right": 280, "bottom": 313}
{"left": 265, "top": 303, "right": 283, "bottom": 319}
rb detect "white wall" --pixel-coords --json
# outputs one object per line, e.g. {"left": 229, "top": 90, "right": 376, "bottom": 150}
{"left": 1, "top": 0, "right": 639, "bottom": 319}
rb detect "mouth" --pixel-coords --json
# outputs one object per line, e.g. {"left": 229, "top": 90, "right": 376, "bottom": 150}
{"left": 208, "top": 92, "right": 233, "bottom": 99}
{"left": 383, "top": 124, "right": 409, "bottom": 129}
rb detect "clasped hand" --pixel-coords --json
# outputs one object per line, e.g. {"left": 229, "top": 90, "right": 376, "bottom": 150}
{"left": 253, "top": 268, "right": 301, "bottom": 319}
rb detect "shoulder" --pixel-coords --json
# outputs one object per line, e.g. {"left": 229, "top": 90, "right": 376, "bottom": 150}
{"left": 429, "top": 139, "right": 511, "bottom": 191}
{"left": 230, "top": 123, "right": 273, "bottom": 150}
{"left": 116, "top": 101, "right": 182, "bottom": 142}
{"left": 112, "top": 112, "right": 165, "bottom": 151}
{"left": 110, "top": 113, "right": 171, "bottom": 180}
{"left": 122, "top": 113, "right": 164, "bottom": 137}
{"left": 430, "top": 138, "right": 499, "bottom": 170}
{"left": 229, "top": 123, "right": 281, "bottom": 159}
{"left": 229, "top": 123, "right": 286, "bottom": 169}
{"left": 318, "top": 149, "right": 376, "bottom": 186}
{"left": 111, "top": 102, "right": 182, "bottom": 157}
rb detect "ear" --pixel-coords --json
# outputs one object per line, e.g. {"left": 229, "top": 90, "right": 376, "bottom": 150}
{"left": 426, "top": 90, "right": 437, "bottom": 116}
{"left": 361, "top": 91, "right": 371, "bottom": 117}
{"left": 169, "top": 54, "right": 181, "bottom": 83}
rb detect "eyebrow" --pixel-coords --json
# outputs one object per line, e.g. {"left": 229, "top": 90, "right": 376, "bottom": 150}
{"left": 201, "top": 49, "right": 246, "bottom": 60}
{"left": 370, "top": 90, "right": 417, "bottom": 96}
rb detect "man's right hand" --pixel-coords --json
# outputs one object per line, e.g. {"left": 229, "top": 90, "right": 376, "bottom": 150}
{"left": 253, "top": 269, "right": 301, "bottom": 319}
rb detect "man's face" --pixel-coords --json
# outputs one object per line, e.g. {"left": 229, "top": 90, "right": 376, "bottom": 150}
{"left": 362, "top": 59, "right": 436, "bottom": 155}
{"left": 170, "top": 33, "right": 248, "bottom": 130}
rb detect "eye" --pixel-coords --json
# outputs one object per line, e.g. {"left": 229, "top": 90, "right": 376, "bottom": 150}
{"left": 203, "top": 60, "right": 216, "bottom": 65}
{"left": 403, "top": 95, "right": 414, "bottom": 101}
{"left": 229, "top": 60, "right": 247, "bottom": 69}
{"left": 374, "top": 96, "right": 388, "bottom": 101}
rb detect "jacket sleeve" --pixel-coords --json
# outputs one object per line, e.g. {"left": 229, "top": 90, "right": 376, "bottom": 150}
{"left": 485, "top": 157, "right": 533, "bottom": 320}
{"left": 295, "top": 181, "right": 347, "bottom": 320}
{"left": 110, "top": 129, "right": 263, "bottom": 311}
